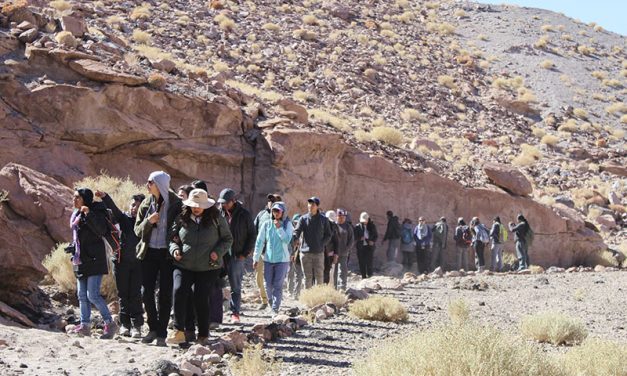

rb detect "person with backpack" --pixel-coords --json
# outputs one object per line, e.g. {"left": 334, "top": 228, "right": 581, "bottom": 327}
{"left": 413, "top": 217, "right": 432, "bottom": 274}
{"left": 323, "top": 210, "right": 340, "bottom": 285}
{"left": 253, "top": 193, "right": 282, "bottom": 309}
{"left": 453, "top": 218, "right": 471, "bottom": 271}
{"left": 253, "top": 201, "right": 293, "bottom": 316}
{"left": 383, "top": 210, "right": 402, "bottom": 263}
{"left": 400, "top": 218, "right": 415, "bottom": 271}
{"left": 167, "top": 188, "right": 233, "bottom": 345}
{"left": 490, "top": 216, "right": 507, "bottom": 272}
{"left": 334, "top": 208, "right": 355, "bottom": 290}
{"left": 354, "top": 212, "right": 378, "bottom": 279}
{"left": 135, "top": 171, "right": 182, "bottom": 346}
{"left": 68, "top": 188, "right": 118, "bottom": 339}
{"left": 470, "top": 217, "right": 489, "bottom": 272}
{"left": 509, "top": 214, "right": 532, "bottom": 271}
{"left": 430, "top": 217, "right": 448, "bottom": 272}
{"left": 95, "top": 190, "right": 145, "bottom": 338}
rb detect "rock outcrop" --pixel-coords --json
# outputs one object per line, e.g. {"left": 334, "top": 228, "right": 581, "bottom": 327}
{"left": 483, "top": 162, "right": 533, "bottom": 196}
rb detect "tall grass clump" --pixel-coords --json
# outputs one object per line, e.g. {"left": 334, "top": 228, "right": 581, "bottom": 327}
{"left": 349, "top": 296, "right": 408, "bottom": 322}
{"left": 370, "top": 126, "right": 404, "bottom": 146}
{"left": 74, "top": 172, "right": 145, "bottom": 209}
{"left": 354, "top": 322, "right": 564, "bottom": 376}
{"left": 230, "top": 344, "right": 281, "bottom": 376}
{"left": 561, "top": 338, "right": 627, "bottom": 376}
{"left": 299, "top": 285, "right": 347, "bottom": 308}
{"left": 448, "top": 298, "right": 470, "bottom": 325}
{"left": 520, "top": 311, "right": 588, "bottom": 345}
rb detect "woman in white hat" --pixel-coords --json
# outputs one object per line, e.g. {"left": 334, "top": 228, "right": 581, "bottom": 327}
{"left": 354, "top": 212, "right": 378, "bottom": 279}
{"left": 167, "top": 188, "right": 233, "bottom": 345}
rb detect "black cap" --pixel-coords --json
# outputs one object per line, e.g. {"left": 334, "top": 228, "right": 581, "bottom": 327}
{"left": 218, "top": 188, "right": 236, "bottom": 204}
{"left": 307, "top": 196, "right": 320, "bottom": 205}
{"left": 267, "top": 193, "right": 282, "bottom": 202}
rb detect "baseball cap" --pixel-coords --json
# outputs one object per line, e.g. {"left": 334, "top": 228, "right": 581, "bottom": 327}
{"left": 307, "top": 196, "right": 320, "bottom": 205}
{"left": 337, "top": 208, "right": 347, "bottom": 216}
{"left": 217, "top": 188, "right": 236, "bottom": 203}
{"left": 267, "top": 193, "right": 282, "bottom": 202}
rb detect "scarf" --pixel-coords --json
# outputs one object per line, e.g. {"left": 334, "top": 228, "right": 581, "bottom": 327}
{"left": 416, "top": 223, "right": 428, "bottom": 240}
{"left": 70, "top": 210, "right": 82, "bottom": 266}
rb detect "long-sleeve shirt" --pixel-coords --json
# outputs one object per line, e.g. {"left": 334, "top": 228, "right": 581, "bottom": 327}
{"left": 254, "top": 220, "right": 293, "bottom": 263}
{"left": 292, "top": 211, "right": 331, "bottom": 253}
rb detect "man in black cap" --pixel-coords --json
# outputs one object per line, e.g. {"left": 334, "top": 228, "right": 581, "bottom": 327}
{"left": 293, "top": 196, "right": 332, "bottom": 288}
{"left": 431, "top": 217, "right": 448, "bottom": 272}
{"left": 253, "top": 193, "right": 282, "bottom": 309}
{"left": 218, "top": 188, "right": 255, "bottom": 323}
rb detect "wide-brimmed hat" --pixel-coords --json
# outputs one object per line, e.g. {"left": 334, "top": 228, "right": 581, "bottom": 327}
{"left": 360, "top": 212, "right": 369, "bottom": 223}
{"left": 183, "top": 189, "right": 215, "bottom": 209}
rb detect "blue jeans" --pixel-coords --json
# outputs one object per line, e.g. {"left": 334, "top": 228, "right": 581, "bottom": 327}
{"left": 263, "top": 262, "right": 290, "bottom": 312}
{"left": 228, "top": 257, "right": 245, "bottom": 315}
{"left": 77, "top": 275, "right": 112, "bottom": 325}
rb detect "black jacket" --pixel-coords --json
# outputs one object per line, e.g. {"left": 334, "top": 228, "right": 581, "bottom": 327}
{"left": 221, "top": 201, "right": 256, "bottom": 259}
{"left": 354, "top": 220, "right": 378, "bottom": 250}
{"left": 102, "top": 194, "right": 140, "bottom": 264}
{"left": 73, "top": 202, "right": 110, "bottom": 278}
{"left": 383, "top": 215, "right": 401, "bottom": 241}
{"left": 509, "top": 221, "right": 529, "bottom": 243}
{"left": 293, "top": 211, "right": 332, "bottom": 254}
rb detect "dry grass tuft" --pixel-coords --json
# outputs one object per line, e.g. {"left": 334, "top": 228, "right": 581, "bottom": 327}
{"left": 354, "top": 322, "right": 564, "bottom": 376}
{"left": 349, "top": 296, "right": 408, "bottom": 322}
{"left": 437, "top": 75, "right": 458, "bottom": 90}
{"left": 49, "top": 0, "right": 72, "bottom": 12}
{"left": 130, "top": 3, "right": 151, "bottom": 21}
{"left": 520, "top": 312, "right": 588, "bottom": 346}
{"left": 512, "top": 144, "right": 542, "bottom": 166}
{"left": 147, "top": 73, "right": 166, "bottom": 89}
{"left": 74, "top": 173, "right": 144, "bottom": 215}
{"left": 400, "top": 108, "right": 426, "bottom": 122}
{"left": 132, "top": 29, "right": 151, "bottom": 45}
{"left": 448, "top": 298, "right": 470, "bottom": 325}
{"left": 370, "top": 126, "right": 404, "bottom": 146}
{"left": 230, "top": 344, "right": 281, "bottom": 376}
{"left": 561, "top": 338, "right": 627, "bottom": 376}
{"left": 55, "top": 31, "right": 77, "bottom": 48}
{"left": 299, "top": 285, "right": 347, "bottom": 308}
{"left": 214, "top": 14, "right": 236, "bottom": 31}
{"left": 541, "top": 134, "right": 560, "bottom": 146}
{"left": 262, "top": 23, "right": 280, "bottom": 31}
{"left": 539, "top": 60, "right": 555, "bottom": 69}
{"left": 573, "top": 108, "right": 588, "bottom": 119}
{"left": 605, "top": 102, "right": 627, "bottom": 115}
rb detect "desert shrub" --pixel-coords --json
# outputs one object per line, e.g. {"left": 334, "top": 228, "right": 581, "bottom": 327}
{"left": 573, "top": 108, "right": 588, "bottom": 119}
{"left": 577, "top": 45, "right": 594, "bottom": 55}
{"left": 426, "top": 22, "right": 455, "bottom": 35}
{"left": 302, "top": 14, "right": 318, "bottom": 25}
{"left": 308, "top": 108, "right": 356, "bottom": 132}
{"left": 353, "top": 322, "right": 564, "bottom": 376}
{"left": 541, "top": 134, "right": 560, "bottom": 146}
{"left": 49, "top": 0, "right": 72, "bottom": 12}
{"left": 400, "top": 108, "right": 426, "bottom": 122}
{"left": 602, "top": 79, "right": 623, "bottom": 88}
{"left": 558, "top": 119, "right": 578, "bottom": 133}
{"left": 448, "top": 298, "right": 470, "bottom": 325}
{"left": 225, "top": 80, "right": 283, "bottom": 103}
{"left": 606, "top": 102, "right": 627, "bottom": 114}
{"left": 230, "top": 344, "right": 280, "bottom": 376}
{"left": 132, "top": 29, "right": 151, "bottom": 45}
{"left": 74, "top": 173, "right": 144, "bottom": 210}
{"left": 370, "top": 126, "right": 404, "bottom": 146}
{"left": 261, "top": 23, "right": 280, "bottom": 31}
{"left": 437, "top": 75, "right": 458, "bottom": 90}
{"left": 591, "top": 71, "right": 607, "bottom": 80}
{"left": 561, "top": 338, "right": 627, "bottom": 376}
{"left": 214, "top": 14, "right": 235, "bottom": 31}
{"left": 520, "top": 312, "right": 588, "bottom": 345}
{"left": 540, "top": 60, "right": 554, "bottom": 69}
{"left": 354, "top": 130, "right": 373, "bottom": 143}
{"left": 55, "top": 31, "right": 77, "bottom": 48}
{"left": 148, "top": 73, "right": 166, "bottom": 89}
{"left": 130, "top": 3, "right": 151, "bottom": 21}
{"left": 299, "top": 285, "right": 347, "bottom": 308}
{"left": 349, "top": 296, "right": 408, "bottom": 322}
{"left": 534, "top": 36, "right": 549, "bottom": 49}
{"left": 512, "top": 144, "right": 542, "bottom": 166}
{"left": 529, "top": 265, "right": 545, "bottom": 274}
{"left": 621, "top": 114, "right": 627, "bottom": 124}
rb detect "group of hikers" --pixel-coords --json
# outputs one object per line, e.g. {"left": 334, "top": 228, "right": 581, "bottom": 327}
{"left": 67, "top": 170, "right": 533, "bottom": 344}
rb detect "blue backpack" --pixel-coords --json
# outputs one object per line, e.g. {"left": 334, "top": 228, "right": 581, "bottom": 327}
{"left": 401, "top": 227, "right": 413, "bottom": 244}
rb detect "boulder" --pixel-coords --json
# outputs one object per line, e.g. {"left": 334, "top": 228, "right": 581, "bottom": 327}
{"left": 0, "top": 31, "right": 19, "bottom": 55}
{"left": 596, "top": 214, "right": 617, "bottom": 230}
{"left": 68, "top": 59, "right": 146, "bottom": 86}
{"left": 483, "top": 162, "right": 533, "bottom": 196}
{"left": 278, "top": 99, "right": 308, "bottom": 124}
{"left": 60, "top": 15, "right": 87, "bottom": 37}
{"left": 600, "top": 164, "right": 627, "bottom": 177}
{"left": 345, "top": 288, "right": 369, "bottom": 300}
{"left": 220, "top": 331, "right": 247, "bottom": 352}
{"left": 17, "top": 28, "right": 38, "bottom": 43}
{"left": 151, "top": 58, "right": 176, "bottom": 73}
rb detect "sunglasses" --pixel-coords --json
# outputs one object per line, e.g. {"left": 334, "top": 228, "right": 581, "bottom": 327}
{"left": 146, "top": 181, "right": 154, "bottom": 186}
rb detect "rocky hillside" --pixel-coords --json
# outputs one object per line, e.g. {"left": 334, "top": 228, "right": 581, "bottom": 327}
{"left": 0, "top": 0, "right": 623, "bottom": 322}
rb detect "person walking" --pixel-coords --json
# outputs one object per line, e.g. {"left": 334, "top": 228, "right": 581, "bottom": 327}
{"left": 413, "top": 217, "right": 432, "bottom": 274}
{"left": 509, "top": 214, "right": 532, "bottom": 271}
{"left": 253, "top": 202, "right": 293, "bottom": 316}
{"left": 490, "top": 216, "right": 506, "bottom": 272}
{"left": 68, "top": 188, "right": 118, "bottom": 339}
{"left": 399, "top": 218, "right": 415, "bottom": 271}
{"left": 470, "top": 217, "right": 490, "bottom": 272}
{"left": 217, "top": 188, "right": 255, "bottom": 324}
{"left": 167, "top": 189, "right": 233, "bottom": 345}
{"left": 253, "top": 193, "right": 281, "bottom": 309}
{"left": 293, "top": 197, "right": 332, "bottom": 288}
{"left": 383, "top": 211, "right": 402, "bottom": 263}
{"left": 96, "top": 190, "right": 145, "bottom": 338}
{"left": 430, "top": 217, "right": 448, "bottom": 272}
{"left": 334, "top": 208, "right": 355, "bottom": 290}
{"left": 135, "top": 171, "right": 182, "bottom": 346}
{"left": 323, "top": 210, "right": 339, "bottom": 285}
{"left": 453, "top": 218, "right": 471, "bottom": 271}
{"left": 354, "top": 212, "right": 378, "bottom": 279}
{"left": 287, "top": 214, "right": 304, "bottom": 299}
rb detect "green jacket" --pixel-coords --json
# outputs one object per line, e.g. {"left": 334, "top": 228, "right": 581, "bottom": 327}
{"left": 134, "top": 191, "right": 182, "bottom": 260}
{"left": 169, "top": 215, "right": 233, "bottom": 272}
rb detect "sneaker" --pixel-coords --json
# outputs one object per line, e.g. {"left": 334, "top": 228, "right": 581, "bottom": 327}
{"left": 70, "top": 324, "right": 91, "bottom": 337}
{"left": 166, "top": 330, "right": 186, "bottom": 345}
{"left": 209, "top": 322, "right": 220, "bottom": 330}
{"left": 257, "top": 303, "right": 268, "bottom": 310}
{"left": 100, "top": 321, "right": 118, "bottom": 340}
{"left": 155, "top": 337, "right": 167, "bottom": 347}
{"left": 231, "top": 314, "right": 241, "bottom": 324}
{"left": 184, "top": 330, "right": 196, "bottom": 343}
{"left": 141, "top": 330, "right": 158, "bottom": 344}
{"left": 196, "top": 336, "right": 209, "bottom": 345}
{"left": 130, "top": 327, "right": 142, "bottom": 339}
{"left": 119, "top": 325, "right": 131, "bottom": 337}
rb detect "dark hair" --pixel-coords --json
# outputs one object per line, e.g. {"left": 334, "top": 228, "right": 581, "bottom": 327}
{"left": 386, "top": 210, "right": 393, "bottom": 217}
{"left": 517, "top": 214, "right": 526, "bottom": 222}
{"left": 494, "top": 216, "right": 501, "bottom": 223}
{"left": 178, "top": 185, "right": 193, "bottom": 195}
{"left": 132, "top": 194, "right": 146, "bottom": 203}
{"left": 179, "top": 205, "right": 220, "bottom": 228}
{"left": 76, "top": 188, "right": 94, "bottom": 207}
{"left": 191, "top": 180, "right": 208, "bottom": 192}
{"left": 403, "top": 218, "right": 412, "bottom": 224}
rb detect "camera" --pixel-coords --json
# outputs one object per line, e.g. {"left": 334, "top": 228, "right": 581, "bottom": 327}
{"left": 64, "top": 243, "right": 76, "bottom": 255}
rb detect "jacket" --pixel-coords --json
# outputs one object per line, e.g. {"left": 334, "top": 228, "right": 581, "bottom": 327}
{"left": 102, "top": 194, "right": 140, "bottom": 264}
{"left": 509, "top": 221, "right": 529, "bottom": 243}
{"left": 325, "top": 222, "right": 340, "bottom": 256}
{"left": 454, "top": 225, "right": 469, "bottom": 247}
{"left": 413, "top": 224, "right": 432, "bottom": 248}
{"left": 253, "top": 209, "right": 293, "bottom": 264}
{"left": 134, "top": 190, "right": 182, "bottom": 260}
{"left": 490, "top": 222, "right": 502, "bottom": 244}
{"left": 293, "top": 211, "right": 332, "bottom": 253}
{"left": 221, "top": 201, "right": 256, "bottom": 259}
{"left": 169, "top": 214, "right": 233, "bottom": 272}
{"left": 335, "top": 222, "right": 355, "bottom": 257}
{"left": 383, "top": 215, "right": 401, "bottom": 241}
{"left": 354, "top": 220, "right": 378, "bottom": 250}
{"left": 72, "top": 202, "right": 109, "bottom": 278}
{"left": 432, "top": 221, "right": 448, "bottom": 247}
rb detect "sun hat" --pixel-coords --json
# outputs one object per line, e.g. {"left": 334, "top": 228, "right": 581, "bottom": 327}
{"left": 183, "top": 188, "right": 215, "bottom": 209}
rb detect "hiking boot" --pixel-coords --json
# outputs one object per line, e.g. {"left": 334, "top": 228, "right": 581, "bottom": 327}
{"left": 141, "top": 330, "right": 158, "bottom": 344}
{"left": 184, "top": 330, "right": 196, "bottom": 343}
{"left": 70, "top": 324, "right": 91, "bottom": 337}
{"left": 155, "top": 337, "right": 167, "bottom": 347}
{"left": 196, "top": 336, "right": 209, "bottom": 346}
{"left": 231, "top": 314, "right": 241, "bottom": 324}
{"left": 166, "top": 330, "right": 186, "bottom": 345}
{"left": 130, "top": 327, "right": 142, "bottom": 339}
{"left": 100, "top": 321, "right": 118, "bottom": 340}
{"left": 119, "top": 325, "right": 131, "bottom": 337}
{"left": 209, "top": 322, "right": 220, "bottom": 330}
{"left": 257, "top": 303, "right": 268, "bottom": 310}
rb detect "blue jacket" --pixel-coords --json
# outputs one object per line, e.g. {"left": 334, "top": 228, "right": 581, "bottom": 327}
{"left": 253, "top": 203, "right": 293, "bottom": 263}
{"left": 413, "top": 224, "right": 432, "bottom": 247}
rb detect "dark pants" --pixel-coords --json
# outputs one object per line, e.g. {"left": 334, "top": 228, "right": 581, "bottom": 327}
{"left": 415, "top": 244, "right": 430, "bottom": 274}
{"left": 357, "top": 245, "right": 374, "bottom": 278}
{"left": 323, "top": 254, "right": 335, "bottom": 284}
{"left": 228, "top": 257, "right": 245, "bottom": 315}
{"left": 209, "top": 277, "right": 224, "bottom": 324}
{"left": 474, "top": 241, "right": 486, "bottom": 271}
{"left": 113, "top": 260, "right": 144, "bottom": 329}
{"left": 141, "top": 248, "right": 172, "bottom": 338}
{"left": 401, "top": 251, "right": 414, "bottom": 269}
{"left": 172, "top": 268, "right": 212, "bottom": 338}
{"left": 516, "top": 240, "right": 530, "bottom": 270}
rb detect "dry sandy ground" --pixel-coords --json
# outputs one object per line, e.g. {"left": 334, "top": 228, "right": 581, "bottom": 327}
{"left": 1, "top": 270, "right": 626, "bottom": 376}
